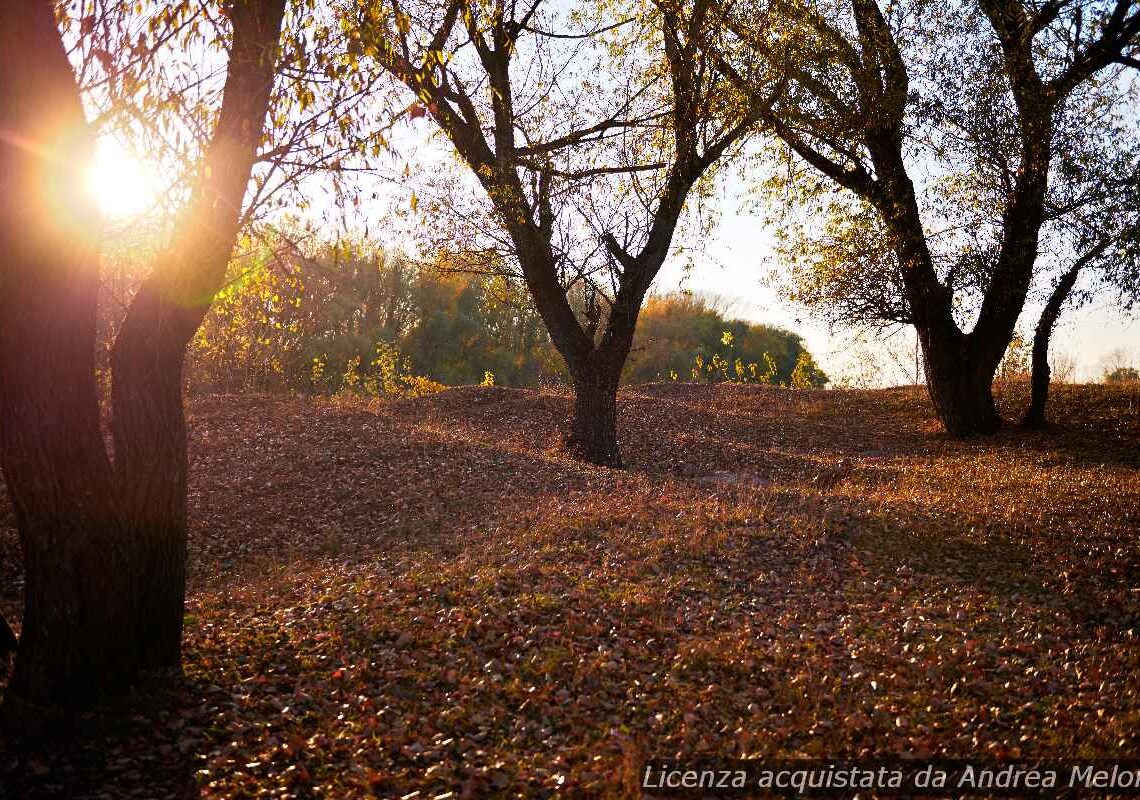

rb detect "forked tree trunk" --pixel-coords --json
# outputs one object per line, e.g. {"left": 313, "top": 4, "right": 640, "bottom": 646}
{"left": 870, "top": 159, "right": 1005, "bottom": 439}
{"left": 861, "top": 75, "right": 1051, "bottom": 441}
{"left": 920, "top": 327, "right": 1002, "bottom": 437}
{"left": 1024, "top": 262, "right": 1083, "bottom": 429}
{"left": 0, "top": 0, "right": 138, "bottom": 719}
{"left": 561, "top": 294, "right": 642, "bottom": 468}
{"left": 567, "top": 357, "right": 624, "bottom": 468}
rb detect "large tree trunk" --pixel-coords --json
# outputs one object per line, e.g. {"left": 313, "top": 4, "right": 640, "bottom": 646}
{"left": 920, "top": 326, "right": 1002, "bottom": 437}
{"left": 110, "top": 292, "right": 194, "bottom": 671}
{"left": 109, "top": 0, "right": 287, "bottom": 672}
{"left": 567, "top": 356, "right": 624, "bottom": 468}
{"left": 562, "top": 288, "right": 643, "bottom": 468}
{"left": 0, "top": 0, "right": 138, "bottom": 719}
{"left": 1023, "top": 262, "right": 1082, "bottom": 429}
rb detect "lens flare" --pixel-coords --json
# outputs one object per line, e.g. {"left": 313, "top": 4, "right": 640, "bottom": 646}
{"left": 87, "top": 139, "right": 159, "bottom": 219}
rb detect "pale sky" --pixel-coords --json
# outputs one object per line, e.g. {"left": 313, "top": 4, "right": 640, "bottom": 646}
{"left": 656, "top": 202, "right": 1140, "bottom": 387}
{"left": 80, "top": 3, "right": 1138, "bottom": 390}
{"left": 93, "top": 120, "right": 1138, "bottom": 390}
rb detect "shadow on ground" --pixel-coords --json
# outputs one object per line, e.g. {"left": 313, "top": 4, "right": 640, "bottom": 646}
{"left": 1, "top": 383, "right": 1138, "bottom": 797}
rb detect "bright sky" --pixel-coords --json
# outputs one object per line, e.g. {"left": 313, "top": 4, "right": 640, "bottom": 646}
{"left": 657, "top": 199, "right": 1140, "bottom": 387}
{"left": 87, "top": 139, "right": 161, "bottom": 220}
{"left": 87, "top": 114, "right": 1137, "bottom": 390}
{"left": 89, "top": 127, "right": 1136, "bottom": 388}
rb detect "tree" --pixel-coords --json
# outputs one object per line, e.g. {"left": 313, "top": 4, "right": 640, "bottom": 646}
{"left": 352, "top": 0, "right": 773, "bottom": 465}
{"left": 109, "top": 0, "right": 288, "bottom": 673}
{"left": 0, "top": 0, "right": 289, "bottom": 718}
{"left": 717, "top": 0, "right": 1140, "bottom": 436}
{"left": 1022, "top": 135, "right": 1140, "bottom": 426}
{"left": 0, "top": 0, "right": 137, "bottom": 715}
{"left": 183, "top": 236, "right": 564, "bottom": 393}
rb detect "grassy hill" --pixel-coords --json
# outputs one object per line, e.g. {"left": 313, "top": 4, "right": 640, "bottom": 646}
{"left": 2, "top": 383, "right": 1139, "bottom": 797}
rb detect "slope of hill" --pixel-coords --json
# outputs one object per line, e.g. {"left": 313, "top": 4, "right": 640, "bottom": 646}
{"left": 1, "top": 383, "right": 1138, "bottom": 797}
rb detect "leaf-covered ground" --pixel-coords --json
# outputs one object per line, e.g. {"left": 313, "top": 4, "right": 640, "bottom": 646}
{"left": 1, "top": 383, "right": 1139, "bottom": 798}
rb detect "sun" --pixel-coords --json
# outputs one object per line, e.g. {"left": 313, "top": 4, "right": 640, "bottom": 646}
{"left": 87, "top": 139, "right": 160, "bottom": 219}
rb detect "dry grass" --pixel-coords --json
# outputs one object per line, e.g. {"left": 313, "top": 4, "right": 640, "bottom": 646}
{"left": 1, "top": 382, "right": 1138, "bottom": 798}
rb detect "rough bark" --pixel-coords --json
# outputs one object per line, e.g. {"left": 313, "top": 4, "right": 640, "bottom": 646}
{"left": 566, "top": 352, "right": 625, "bottom": 468}
{"left": 110, "top": 0, "right": 287, "bottom": 672}
{"left": 1023, "top": 262, "right": 1082, "bottom": 428}
{"left": 921, "top": 327, "right": 1002, "bottom": 436}
{"left": 920, "top": 348, "right": 1002, "bottom": 436}
{"left": 0, "top": 0, "right": 137, "bottom": 718}
{"left": 110, "top": 297, "right": 195, "bottom": 671}
{"left": 1, "top": 612, "right": 17, "bottom": 657}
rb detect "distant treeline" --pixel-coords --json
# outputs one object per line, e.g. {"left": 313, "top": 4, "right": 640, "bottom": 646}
{"left": 102, "top": 238, "right": 826, "bottom": 395}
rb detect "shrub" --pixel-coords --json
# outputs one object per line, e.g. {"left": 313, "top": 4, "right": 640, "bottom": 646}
{"left": 1104, "top": 366, "right": 1140, "bottom": 384}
